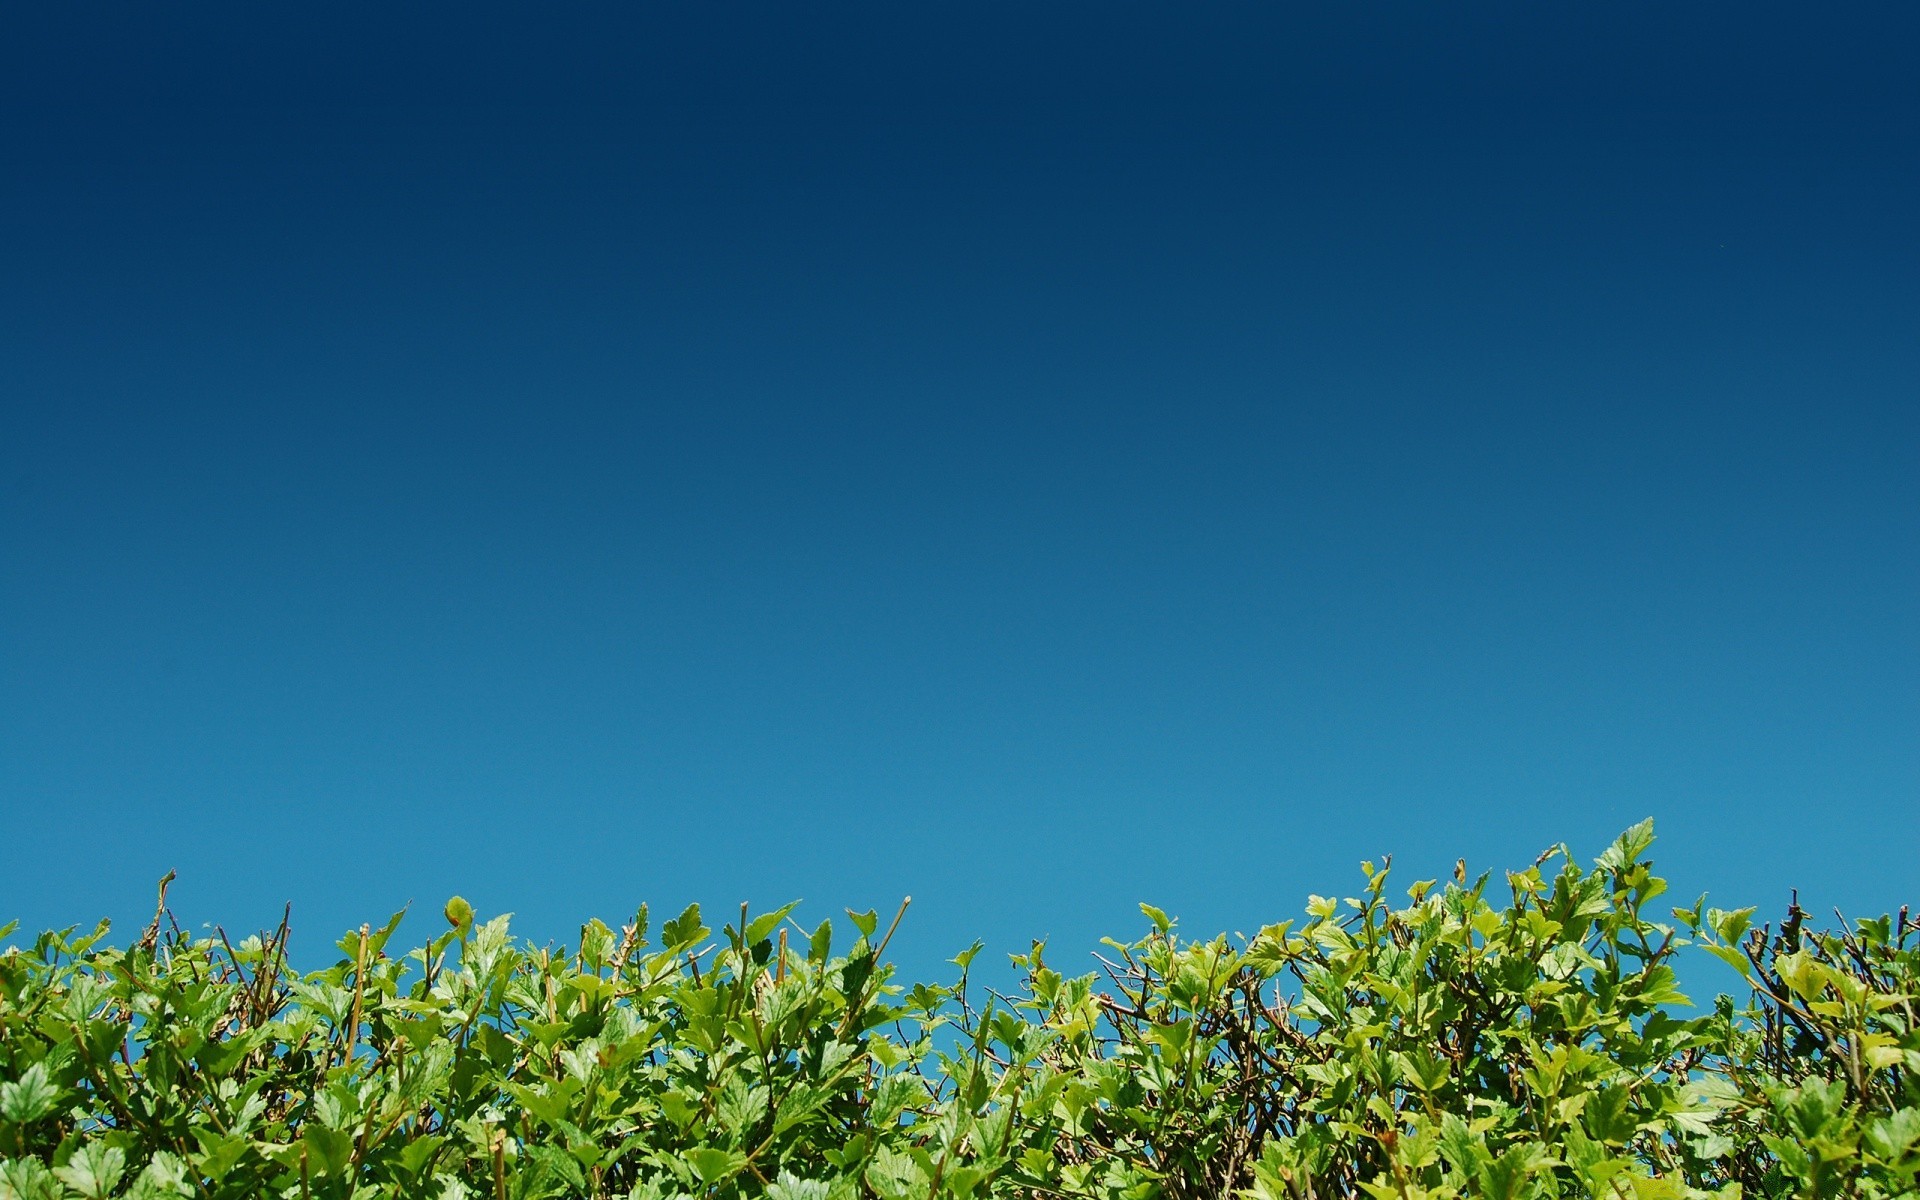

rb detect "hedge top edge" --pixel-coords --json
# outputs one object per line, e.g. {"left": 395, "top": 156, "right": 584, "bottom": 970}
{"left": 2, "top": 820, "right": 1916, "bottom": 1200}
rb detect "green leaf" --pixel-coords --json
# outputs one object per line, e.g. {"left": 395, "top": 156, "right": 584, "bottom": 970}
{"left": 0, "top": 1063, "right": 59, "bottom": 1124}
{"left": 53, "top": 1144, "right": 126, "bottom": 1200}
{"left": 302, "top": 1125, "right": 355, "bottom": 1177}
{"left": 767, "top": 1173, "right": 833, "bottom": 1200}
{"left": 1397, "top": 1048, "right": 1451, "bottom": 1094}
{"left": 1708, "top": 906, "right": 1755, "bottom": 944}
{"left": 190, "top": 1130, "right": 250, "bottom": 1180}
{"left": 1599, "top": 818, "right": 1657, "bottom": 872}
{"left": 662, "top": 902, "right": 707, "bottom": 949}
{"left": 747, "top": 901, "right": 802, "bottom": 947}
{"left": 398, "top": 1136, "right": 446, "bottom": 1177}
{"left": 443, "top": 895, "right": 474, "bottom": 929}
{"left": 685, "top": 1147, "right": 746, "bottom": 1184}
{"left": 1701, "top": 942, "right": 1755, "bottom": 980}
{"left": 0, "top": 1159, "right": 63, "bottom": 1200}
{"left": 125, "top": 1152, "right": 193, "bottom": 1200}
{"left": 1865, "top": 1108, "right": 1920, "bottom": 1162}
{"left": 1475, "top": 1144, "right": 1545, "bottom": 1200}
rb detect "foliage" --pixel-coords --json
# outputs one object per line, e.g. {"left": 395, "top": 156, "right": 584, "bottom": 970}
{"left": 1, "top": 823, "right": 1914, "bottom": 1199}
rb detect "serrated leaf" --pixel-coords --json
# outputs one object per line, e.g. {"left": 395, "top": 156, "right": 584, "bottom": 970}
{"left": 685, "top": 1147, "right": 746, "bottom": 1184}
{"left": 746, "top": 902, "right": 801, "bottom": 947}
{"left": 53, "top": 1144, "right": 126, "bottom": 1200}
{"left": 0, "top": 1063, "right": 59, "bottom": 1126}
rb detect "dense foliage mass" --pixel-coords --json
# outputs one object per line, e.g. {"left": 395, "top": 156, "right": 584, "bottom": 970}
{"left": 1, "top": 822, "right": 1915, "bottom": 1199}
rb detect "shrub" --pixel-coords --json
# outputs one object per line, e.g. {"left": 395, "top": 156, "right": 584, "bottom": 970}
{"left": 1, "top": 821, "right": 1914, "bottom": 1199}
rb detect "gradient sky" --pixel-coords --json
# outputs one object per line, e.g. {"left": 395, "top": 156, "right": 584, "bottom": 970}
{"left": 3, "top": 3, "right": 1915, "bottom": 983}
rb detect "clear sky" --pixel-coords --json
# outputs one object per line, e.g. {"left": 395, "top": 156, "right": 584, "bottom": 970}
{"left": 3, "top": 3, "right": 1915, "bottom": 983}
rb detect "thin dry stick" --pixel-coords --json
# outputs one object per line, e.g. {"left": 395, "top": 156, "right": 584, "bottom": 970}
{"left": 138, "top": 870, "right": 177, "bottom": 953}
{"left": 344, "top": 924, "right": 370, "bottom": 1064}
{"left": 875, "top": 896, "right": 912, "bottom": 960}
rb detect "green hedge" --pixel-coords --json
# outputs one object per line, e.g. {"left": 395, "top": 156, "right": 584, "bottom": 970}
{"left": 2, "top": 821, "right": 1915, "bottom": 1199}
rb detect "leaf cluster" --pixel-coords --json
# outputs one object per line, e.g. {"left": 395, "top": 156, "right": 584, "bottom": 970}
{"left": 1, "top": 822, "right": 1914, "bottom": 1200}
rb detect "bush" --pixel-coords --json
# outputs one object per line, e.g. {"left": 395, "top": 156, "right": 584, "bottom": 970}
{"left": 1, "top": 821, "right": 1915, "bottom": 1199}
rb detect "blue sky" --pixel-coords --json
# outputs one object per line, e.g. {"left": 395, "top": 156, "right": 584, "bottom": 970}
{"left": 3, "top": 3, "right": 1915, "bottom": 982}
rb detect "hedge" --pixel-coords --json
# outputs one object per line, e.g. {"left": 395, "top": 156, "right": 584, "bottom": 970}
{"left": 2, "top": 821, "right": 1915, "bottom": 1199}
